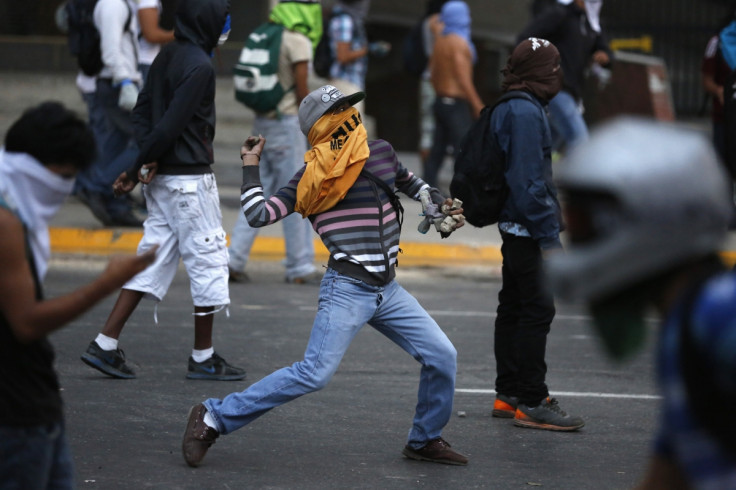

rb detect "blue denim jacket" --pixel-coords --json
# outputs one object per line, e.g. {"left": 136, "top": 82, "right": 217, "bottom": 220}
{"left": 492, "top": 94, "right": 562, "bottom": 250}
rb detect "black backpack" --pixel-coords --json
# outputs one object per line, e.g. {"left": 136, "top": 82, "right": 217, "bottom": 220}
{"left": 449, "top": 90, "right": 535, "bottom": 228}
{"left": 64, "top": 0, "right": 132, "bottom": 76}
{"left": 313, "top": 10, "right": 355, "bottom": 79}
{"left": 402, "top": 19, "right": 428, "bottom": 77}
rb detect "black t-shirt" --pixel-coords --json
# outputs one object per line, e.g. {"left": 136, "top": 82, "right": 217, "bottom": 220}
{"left": 0, "top": 320, "right": 63, "bottom": 427}
{"left": 0, "top": 198, "right": 62, "bottom": 427}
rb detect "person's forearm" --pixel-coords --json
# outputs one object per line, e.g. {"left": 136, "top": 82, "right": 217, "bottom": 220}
{"left": 293, "top": 61, "right": 310, "bottom": 104}
{"left": 12, "top": 274, "right": 120, "bottom": 343}
{"left": 703, "top": 73, "right": 722, "bottom": 95}
{"left": 138, "top": 8, "right": 175, "bottom": 44}
{"left": 336, "top": 42, "right": 368, "bottom": 64}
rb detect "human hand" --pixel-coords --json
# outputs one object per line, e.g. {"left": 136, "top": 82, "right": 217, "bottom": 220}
{"left": 139, "top": 162, "right": 158, "bottom": 184}
{"left": 417, "top": 191, "right": 465, "bottom": 237}
{"left": 368, "top": 41, "right": 391, "bottom": 57}
{"left": 438, "top": 198, "right": 465, "bottom": 238}
{"left": 240, "top": 135, "right": 265, "bottom": 166}
{"left": 592, "top": 50, "right": 610, "bottom": 66}
{"left": 102, "top": 246, "right": 159, "bottom": 289}
{"left": 716, "top": 85, "right": 725, "bottom": 106}
{"left": 118, "top": 79, "right": 139, "bottom": 111}
{"left": 112, "top": 171, "right": 136, "bottom": 197}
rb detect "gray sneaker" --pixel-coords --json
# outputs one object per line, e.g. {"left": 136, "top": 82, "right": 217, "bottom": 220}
{"left": 514, "top": 398, "right": 585, "bottom": 431}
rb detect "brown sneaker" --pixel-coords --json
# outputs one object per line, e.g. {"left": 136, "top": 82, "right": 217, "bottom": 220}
{"left": 402, "top": 437, "right": 468, "bottom": 465}
{"left": 182, "top": 404, "right": 219, "bottom": 467}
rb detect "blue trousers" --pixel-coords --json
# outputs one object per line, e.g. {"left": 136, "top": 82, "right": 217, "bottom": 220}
{"left": 204, "top": 268, "right": 458, "bottom": 448}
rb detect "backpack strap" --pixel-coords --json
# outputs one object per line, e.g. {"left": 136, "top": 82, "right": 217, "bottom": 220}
{"left": 491, "top": 90, "right": 536, "bottom": 112}
{"left": 360, "top": 168, "right": 403, "bottom": 232}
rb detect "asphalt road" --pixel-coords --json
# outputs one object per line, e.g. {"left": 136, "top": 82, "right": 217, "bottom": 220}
{"left": 46, "top": 257, "right": 659, "bottom": 490}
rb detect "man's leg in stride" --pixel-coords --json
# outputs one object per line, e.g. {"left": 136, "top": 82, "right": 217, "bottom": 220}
{"left": 194, "top": 306, "right": 214, "bottom": 350}
{"left": 100, "top": 289, "right": 145, "bottom": 339}
{"left": 80, "top": 288, "right": 143, "bottom": 378}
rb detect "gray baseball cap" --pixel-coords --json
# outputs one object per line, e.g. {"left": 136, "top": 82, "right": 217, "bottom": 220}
{"left": 298, "top": 85, "right": 366, "bottom": 136}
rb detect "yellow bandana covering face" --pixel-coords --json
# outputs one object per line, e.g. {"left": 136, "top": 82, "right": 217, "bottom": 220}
{"left": 295, "top": 107, "right": 369, "bottom": 217}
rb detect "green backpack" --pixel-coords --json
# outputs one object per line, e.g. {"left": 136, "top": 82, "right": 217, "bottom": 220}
{"left": 234, "top": 23, "right": 290, "bottom": 113}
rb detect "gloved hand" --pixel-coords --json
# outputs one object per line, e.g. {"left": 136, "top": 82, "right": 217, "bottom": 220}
{"left": 417, "top": 189, "right": 465, "bottom": 238}
{"left": 118, "top": 79, "right": 139, "bottom": 111}
{"left": 368, "top": 41, "right": 391, "bottom": 57}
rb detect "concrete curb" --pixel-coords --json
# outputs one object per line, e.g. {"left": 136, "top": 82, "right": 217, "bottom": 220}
{"left": 50, "top": 227, "right": 736, "bottom": 269}
{"left": 49, "top": 227, "right": 504, "bottom": 267}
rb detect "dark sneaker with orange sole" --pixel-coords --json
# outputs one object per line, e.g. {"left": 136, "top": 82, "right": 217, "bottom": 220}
{"left": 402, "top": 437, "right": 468, "bottom": 465}
{"left": 514, "top": 398, "right": 585, "bottom": 431}
{"left": 182, "top": 404, "right": 219, "bottom": 467}
{"left": 492, "top": 393, "right": 519, "bottom": 418}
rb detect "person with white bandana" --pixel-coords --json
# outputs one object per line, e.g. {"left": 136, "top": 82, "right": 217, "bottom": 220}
{"left": 0, "top": 101, "right": 157, "bottom": 489}
{"left": 517, "top": 0, "right": 612, "bottom": 153}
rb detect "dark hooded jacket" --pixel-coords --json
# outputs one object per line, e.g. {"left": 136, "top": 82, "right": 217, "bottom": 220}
{"left": 128, "top": 0, "right": 229, "bottom": 179}
{"left": 517, "top": 2, "right": 611, "bottom": 100}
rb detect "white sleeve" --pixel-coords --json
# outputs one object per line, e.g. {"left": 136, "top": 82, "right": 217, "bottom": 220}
{"left": 95, "top": 0, "right": 134, "bottom": 83}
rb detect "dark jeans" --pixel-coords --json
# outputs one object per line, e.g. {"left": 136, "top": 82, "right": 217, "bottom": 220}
{"left": 424, "top": 97, "right": 473, "bottom": 188}
{"left": 75, "top": 78, "right": 139, "bottom": 215}
{"left": 494, "top": 233, "right": 555, "bottom": 406}
{"left": 0, "top": 421, "right": 75, "bottom": 489}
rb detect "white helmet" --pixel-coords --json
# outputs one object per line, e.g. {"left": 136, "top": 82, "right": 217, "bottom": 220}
{"left": 547, "top": 117, "right": 732, "bottom": 302}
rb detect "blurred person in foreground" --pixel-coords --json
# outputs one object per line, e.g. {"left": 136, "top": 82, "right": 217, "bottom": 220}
{"left": 0, "top": 101, "right": 157, "bottom": 489}
{"left": 548, "top": 118, "right": 736, "bottom": 488}
{"left": 182, "top": 84, "right": 468, "bottom": 468}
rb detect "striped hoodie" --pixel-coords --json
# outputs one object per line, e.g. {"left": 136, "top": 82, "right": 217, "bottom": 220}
{"left": 240, "top": 139, "right": 444, "bottom": 285}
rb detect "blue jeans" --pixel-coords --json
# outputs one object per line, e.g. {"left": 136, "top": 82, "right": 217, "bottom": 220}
{"left": 0, "top": 421, "right": 75, "bottom": 490}
{"left": 77, "top": 78, "right": 139, "bottom": 214}
{"left": 74, "top": 91, "right": 107, "bottom": 197}
{"left": 204, "top": 268, "right": 458, "bottom": 448}
{"left": 228, "top": 115, "right": 315, "bottom": 280}
{"left": 547, "top": 90, "right": 589, "bottom": 152}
